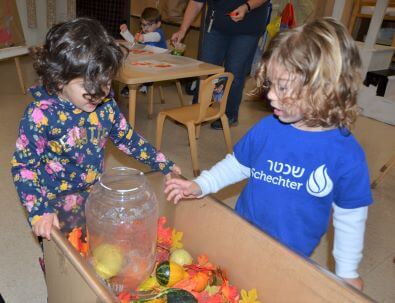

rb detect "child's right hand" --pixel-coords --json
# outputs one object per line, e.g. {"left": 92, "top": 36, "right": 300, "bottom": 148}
{"left": 164, "top": 178, "right": 202, "bottom": 204}
{"left": 120, "top": 24, "right": 128, "bottom": 33}
{"left": 32, "top": 213, "right": 60, "bottom": 240}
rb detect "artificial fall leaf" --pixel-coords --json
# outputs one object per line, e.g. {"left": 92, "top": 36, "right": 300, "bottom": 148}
{"left": 197, "top": 254, "right": 215, "bottom": 271}
{"left": 157, "top": 216, "right": 172, "bottom": 247}
{"left": 156, "top": 246, "right": 170, "bottom": 263}
{"left": 173, "top": 277, "right": 198, "bottom": 292}
{"left": 205, "top": 285, "right": 220, "bottom": 296}
{"left": 68, "top": 227, "right": 88, "bottom": 256}
{"left": 118, "top": 291, "right": 131, "bottom": 303}
{"left": 220, "top": 280, "right": 240, "bottom": 303}
{"left": 171, "top": 228, "right": 183, "bottom": 249}
{"left": 195, "top": 291, "right": 223, "bottom": 303}
{"left": 239, "top": 289, "right": 261, "bottom": 303}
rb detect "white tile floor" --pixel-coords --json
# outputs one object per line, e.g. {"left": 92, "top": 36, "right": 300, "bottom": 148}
{"left": 0, "top": 55, "right": 394, "bottom": 302}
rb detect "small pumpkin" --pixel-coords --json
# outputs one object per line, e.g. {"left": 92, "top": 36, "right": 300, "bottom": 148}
{"left": 155, "top": 261, "right": 188, "bottom": 287}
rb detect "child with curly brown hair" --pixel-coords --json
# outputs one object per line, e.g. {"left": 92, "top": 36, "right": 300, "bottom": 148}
{"left": 11, "top": 18, "right": 180, "bottom": 241}
{"left": 164, "top": 17, "right": 372, "bottom": 290}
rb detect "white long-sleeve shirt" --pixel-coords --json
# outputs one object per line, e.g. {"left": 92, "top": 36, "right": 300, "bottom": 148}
{"left": 194, "top": 153, "right": 368, "bottom": 278}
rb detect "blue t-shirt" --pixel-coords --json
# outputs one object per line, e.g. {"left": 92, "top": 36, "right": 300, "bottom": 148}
{"left": 233, "top": 115, "right": 373, "bottom": 257}
{"left": 144, "top": 28, "right": 167, "bottom": 49}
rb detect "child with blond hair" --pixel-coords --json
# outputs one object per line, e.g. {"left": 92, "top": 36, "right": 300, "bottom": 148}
{"left": 165, "top": 17, "right": 372, "bottom": 290}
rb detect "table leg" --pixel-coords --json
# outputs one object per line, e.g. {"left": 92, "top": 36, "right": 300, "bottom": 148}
{"left": 148, "top": 85, "right": 154, "bottom": 119}
{"left": 128, "top": 84, "right": 138, "bottom": 127}
{"left": 175, "top": 80, "right": 185, "bottom": 106}
{"left": 14, "top": 57, "right": 26, "bottom": 94}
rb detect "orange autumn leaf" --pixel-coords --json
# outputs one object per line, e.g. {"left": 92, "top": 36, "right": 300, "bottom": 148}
{"left": 196, "top": 291, "right": 223, "bottom": 303}
{"left": 220, "top": 280, "right": 240, "bottom": 303}
{"left": 118, "top": 291, "right": 131, "bottom": 303}
{"left": 157, "top": 216, "right": 172, "bottom": 247}
{"left": 68, "top": 227, "right": 85, "bottom": 255}
{"left": 197, "top": 254, "right": 215, "bottom": 271}
{"left": 192, "top": 272, "right": 209, "bottom": 292}
{"left": 173, "top": 277, "right": 198, "bottom": 292}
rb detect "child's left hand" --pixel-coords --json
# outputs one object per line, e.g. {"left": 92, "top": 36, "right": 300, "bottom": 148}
{"left": 135, "top": 32, "right": 144, "bottom": 42}
{"left": 343, "top": 277, "right": 364, "bottom": 291}
{"left": 229, "top": 4, "right": 248, "bottom": 22}
{"left": 165, "top": 165, "right": 182, "bottom": 181}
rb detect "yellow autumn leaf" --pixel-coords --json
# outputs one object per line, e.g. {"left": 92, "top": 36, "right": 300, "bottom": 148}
{"left": 239, "top": 288, "right": 261, "bottom": 303}
{"left": 171, "top": 229, "right": 183, "bottom": 249}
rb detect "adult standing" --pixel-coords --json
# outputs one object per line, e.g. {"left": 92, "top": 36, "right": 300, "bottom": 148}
{"left": 172, "top": 0, "right": 270, "bottom": 129}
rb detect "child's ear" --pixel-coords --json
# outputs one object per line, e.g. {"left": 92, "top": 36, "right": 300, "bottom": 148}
{"left": 157, "top": 21, "right": 162, "bottom": 27}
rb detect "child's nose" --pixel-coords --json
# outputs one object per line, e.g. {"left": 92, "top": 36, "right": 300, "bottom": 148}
{"left": 267, "top": 87, "right": 276, "bottom": 101}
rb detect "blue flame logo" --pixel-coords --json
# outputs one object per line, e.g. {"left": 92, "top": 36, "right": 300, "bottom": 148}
{"left": 306, "top": 164, "right": 333, "bottom": 197}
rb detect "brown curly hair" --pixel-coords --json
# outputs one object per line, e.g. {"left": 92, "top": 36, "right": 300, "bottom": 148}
{"left": 256, "top": 17, "right": 362, "bottom": 130}
{"left": 32, "top": 17, "right": 125, "bottom": 100}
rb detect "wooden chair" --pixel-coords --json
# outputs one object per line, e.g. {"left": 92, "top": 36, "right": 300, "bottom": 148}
{"left": 147, "top": 80, "right": 185, "bottom": 119}
{"left": 156, "top": 72, "right": 234, "bottom": 176}
{"left": 348, "top": 0, "right": 395, "bottom": 34}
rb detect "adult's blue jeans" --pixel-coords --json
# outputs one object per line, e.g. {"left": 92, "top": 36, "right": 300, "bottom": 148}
{"left": 196, "top": 29, "right": 260, "bottom": 121}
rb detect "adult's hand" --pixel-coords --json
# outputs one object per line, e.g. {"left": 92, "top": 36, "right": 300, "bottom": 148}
{"left": 229, "top": 4, "right": 249, "bottom": 22}
{"left": 171, "top": 30, "right": 187, "bottom": 44}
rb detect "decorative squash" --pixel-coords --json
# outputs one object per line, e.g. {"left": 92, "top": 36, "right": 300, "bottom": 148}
{"left": 130, "top": 288, "right": 197, "bottom": 303}
{"left": 155, "top": 261, "right": 187, "bottom": 287}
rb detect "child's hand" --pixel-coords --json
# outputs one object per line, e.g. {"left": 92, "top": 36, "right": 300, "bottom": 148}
{"left": 164, "top": 165, "right": 181, "bottom": 181}
{"left": 120, "top": 24, "right": 128, "bottom": 33}
{"left": 135, "top": 32, "right": 144, "bottom": 42}
{"left": 343, "top": 277, "right": 364, "bottom": 291}
{"left": 164, "top": 179, "right": 202, "bottom": 204}
{"left": 32, "top": 213, "right": 60, "bottom": 240}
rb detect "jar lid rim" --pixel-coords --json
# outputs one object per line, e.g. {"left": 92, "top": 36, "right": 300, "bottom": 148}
{"left": 99, "top": 167, "right": 146, "bottom": 194}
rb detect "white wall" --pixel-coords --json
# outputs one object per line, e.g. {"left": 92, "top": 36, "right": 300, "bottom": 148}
{"left": 15, "top": 0, "right": 67, "bottom": 46}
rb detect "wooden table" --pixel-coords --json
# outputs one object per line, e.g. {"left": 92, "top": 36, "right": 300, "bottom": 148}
{"left": 115, "top": 54, "right": 224, "bottom": 126}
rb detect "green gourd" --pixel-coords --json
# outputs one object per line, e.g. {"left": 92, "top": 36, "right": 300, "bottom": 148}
{"left": 155, "top": 261, "right": 186, "bottom": 287}
{"left": 130, "top": 288, "right": 197, "bottom": 303}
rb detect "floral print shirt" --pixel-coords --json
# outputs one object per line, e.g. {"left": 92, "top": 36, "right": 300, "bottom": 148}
{"left": 11, "top": 86, "right": 174, "bottom": 226}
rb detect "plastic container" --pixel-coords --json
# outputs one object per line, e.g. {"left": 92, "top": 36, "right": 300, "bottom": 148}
{"left": 85, "top": 167, "right": 158, "bottom": 294}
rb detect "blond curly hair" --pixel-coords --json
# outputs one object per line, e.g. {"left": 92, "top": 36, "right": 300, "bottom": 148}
{"left": 256, "top": 17, "right": 362, "bottom": 130}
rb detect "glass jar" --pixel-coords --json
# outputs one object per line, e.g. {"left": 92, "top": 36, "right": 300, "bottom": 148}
{"left": 85, "top": 167, "right": 158, "bottom": 294}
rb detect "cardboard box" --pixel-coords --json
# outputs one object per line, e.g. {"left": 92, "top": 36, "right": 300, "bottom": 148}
{"left": 44, "top": 172, "right": 375, "bottom": 303}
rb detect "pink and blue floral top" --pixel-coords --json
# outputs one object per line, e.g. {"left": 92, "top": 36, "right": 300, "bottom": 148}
{"left": 11, "top": 86, "right": 174, "bottom": 226}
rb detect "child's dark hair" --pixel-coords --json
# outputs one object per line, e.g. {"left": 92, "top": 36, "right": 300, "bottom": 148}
{"left": 33, "top": 17, "right": 124, "bottom": 99}
{"left": 141, "top": 7, "right": 162, "bottom": 23}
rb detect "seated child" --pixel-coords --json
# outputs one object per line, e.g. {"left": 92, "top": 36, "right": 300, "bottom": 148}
{"left": 164, "top": 17, "right": 373, "bottom": 291}
{"left": 120, "top": 7, "right": 167, "bottom": 95}
{"left": 11, "top": 17, "right": 180, "bottom": 240}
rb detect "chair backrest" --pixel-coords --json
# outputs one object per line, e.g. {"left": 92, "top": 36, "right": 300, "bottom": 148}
{"left": 349, "top": 0, "right": 395, "bottom": 33}
{"left": 195, "top": 72, "right": 234, "bottom": 124}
